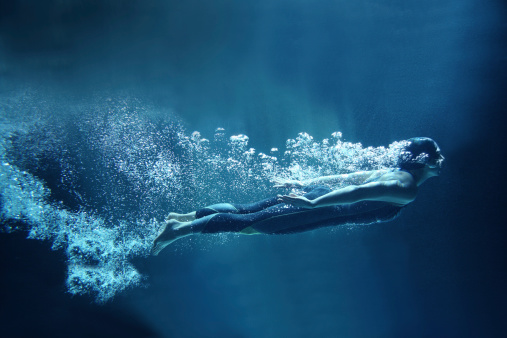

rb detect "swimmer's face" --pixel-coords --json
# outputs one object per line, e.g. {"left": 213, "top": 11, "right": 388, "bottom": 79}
{"left": 427, "top": 147, "right": 445, "bottom": 175}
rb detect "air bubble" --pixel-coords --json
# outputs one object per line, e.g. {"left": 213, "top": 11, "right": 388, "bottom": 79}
{"left": 1, "top": 93, "right": 409, "bottom": 302}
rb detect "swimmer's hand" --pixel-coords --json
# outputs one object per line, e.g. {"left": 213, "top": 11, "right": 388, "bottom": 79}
{"left": 272, "top": 178, "right": 304, "bottom": 188}
{"left": 277, "top": 193, "right": 315, "bottom": 208}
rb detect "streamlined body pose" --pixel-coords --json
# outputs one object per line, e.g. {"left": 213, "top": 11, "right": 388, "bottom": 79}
{"left": 152, "top": 137, "right": 444, "bottom": 255}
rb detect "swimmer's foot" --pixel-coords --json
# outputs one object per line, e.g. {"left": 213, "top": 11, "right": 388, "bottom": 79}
{"left": 165, "top": 211, "right": 196, "bottom": 222}
{"left": 152, "top": 220, "right": 194, "bottom": 256}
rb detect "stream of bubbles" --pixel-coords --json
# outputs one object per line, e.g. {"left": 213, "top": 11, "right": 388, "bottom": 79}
{"left": 0, "top": 92, "right": 407, "bottom": 302}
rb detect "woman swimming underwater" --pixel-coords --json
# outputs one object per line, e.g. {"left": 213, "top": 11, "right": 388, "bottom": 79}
{"left": 152, "top": 137, "right": 444, "bottom": 255}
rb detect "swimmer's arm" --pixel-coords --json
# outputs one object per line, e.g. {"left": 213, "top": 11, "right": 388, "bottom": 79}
{"left": 272, "top": 170, "right": 382, "bottom": 188}
{"left": 279, "top": 180, "right": 417, "bottom": 208}
{"left": 303, "top": 171, "right": 378, "bottom": 186}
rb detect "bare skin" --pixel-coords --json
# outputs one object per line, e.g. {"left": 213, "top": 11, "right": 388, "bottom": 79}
{"left": 271, "top": 169, "right": 392, "bottom": 188}
{"left": 166, "top": 212, "right": 196, "bottom": 222}
{"left": 152, "top": 220, "right": 193, "bottom": 255}
{"left": 277, "top": 165, "right": 441, "bottom": 208}
{"left": 278, "top": 169, "right": 417, "bottom": 208}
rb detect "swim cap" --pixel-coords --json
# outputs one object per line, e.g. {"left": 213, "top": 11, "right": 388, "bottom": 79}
{"left": 398, "top": 137, "right": 442, "bottom": 170}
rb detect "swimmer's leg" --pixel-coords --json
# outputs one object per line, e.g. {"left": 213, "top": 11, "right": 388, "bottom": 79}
{"left": 196, "top": 198, "right": 281, "bottom": 218}
{"left": 152, "top": 220, "right": 194, "bottom": 256}
{"left": 168, "top": 187, "right": 330, "bottom": 225}
{"left": 152, "top": 213, "right": 236, "bottom": 255}
{"left": 166, "top": 211, "right": 196, "bottom": 222}
{"left": 166, "top": 203, "right": 243, "bottom": 222}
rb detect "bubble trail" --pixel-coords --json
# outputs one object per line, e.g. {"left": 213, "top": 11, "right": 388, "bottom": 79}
{"left": 1, "top": 130, "right": 160, "bottom": 302}
{"left": 1, "top": 94, "right": 408, "bottom": 302}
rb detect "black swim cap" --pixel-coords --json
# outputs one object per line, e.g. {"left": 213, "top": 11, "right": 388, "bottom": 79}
{"left": 398, "top": 137, "right": 442, "bottom": 170}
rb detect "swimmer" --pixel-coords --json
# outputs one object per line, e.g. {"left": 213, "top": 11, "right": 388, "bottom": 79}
{"left": 152, "top": 137, "right": 444, "bottom": 255}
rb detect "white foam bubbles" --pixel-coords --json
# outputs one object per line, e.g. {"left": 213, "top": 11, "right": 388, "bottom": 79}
{"left": 1, "top": 135, "right": 159, "bottom": 302}
{"left": 1, "top": 93, "right": 410, "bottom": 303}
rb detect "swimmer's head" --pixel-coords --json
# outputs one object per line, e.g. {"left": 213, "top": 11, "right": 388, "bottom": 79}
{"left": 398, "top": 137, "right": 444, "bottom": 172}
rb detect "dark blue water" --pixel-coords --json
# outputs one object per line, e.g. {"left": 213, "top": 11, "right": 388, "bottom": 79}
{"left": 1, "top": 0, "right": 506, "bottom": 337}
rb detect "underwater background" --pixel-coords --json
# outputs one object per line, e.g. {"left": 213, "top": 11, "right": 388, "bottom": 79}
{"left": 1, "top": 0, "right": 506, "bottom": 337}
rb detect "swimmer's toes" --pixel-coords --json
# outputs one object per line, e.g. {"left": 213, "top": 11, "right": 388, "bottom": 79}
{"left": 151, "top": 239, "right": 166, "bottom": 256}
{"left": 152, "top": 245, "right": 164, "bottom": 256}
{"left": 151, "top": 242, "right": 161, "bottom": 256}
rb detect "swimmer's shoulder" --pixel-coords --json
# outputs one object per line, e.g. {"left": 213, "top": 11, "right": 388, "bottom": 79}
{"left": 377, "top": 169, "right": 416, "bottom": 187}
{"left": 374, "top": 170, "right": 418, "bottom": 205}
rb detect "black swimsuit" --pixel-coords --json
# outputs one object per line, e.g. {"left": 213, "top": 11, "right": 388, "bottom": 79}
{"left": 191, "top": 170, "right": 408, "bottom": 235}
